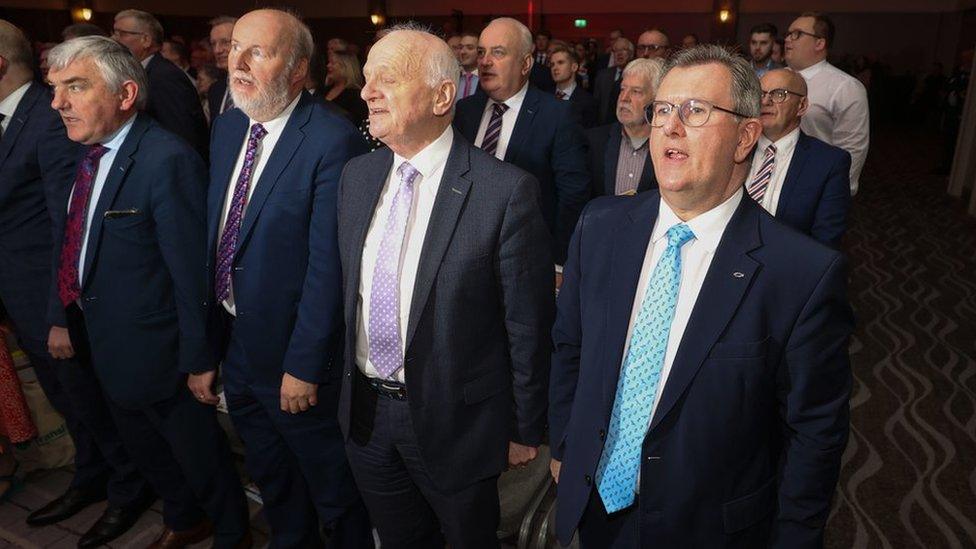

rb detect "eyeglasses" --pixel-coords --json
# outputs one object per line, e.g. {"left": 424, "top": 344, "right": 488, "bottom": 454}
{"left": 645, "top": 99, "right": 751, "bottom": 127}
{"left": 636, "top": 44, "right": 669, "bottom": 53}
{"left": 112, "top": 28, "right": 146, "bottom": 38}
{"left": 784, "top": 29, "right": 822, "bottom": 41}
{"left": 760, "top": 88, "right": 806, "bottom": 103}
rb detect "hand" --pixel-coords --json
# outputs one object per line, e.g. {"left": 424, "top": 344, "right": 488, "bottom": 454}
{"left": 280, "top": 373, "right": 318, "bottom": 414}
{"left": 188, "top": 370, "right": 220, "bottom": 406}
{"left": 550, "top": 458, "right": 561, "bottom": 483}
{"left": 508, "top": 442, "right": 539, "bottom": 469}
{"left": 47, "top": 326, "right": 74, "bottom": 359}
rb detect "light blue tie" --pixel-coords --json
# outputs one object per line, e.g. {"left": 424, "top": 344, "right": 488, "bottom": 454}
{"left": 595, "top": 223, "right": 696, "bottom": 513}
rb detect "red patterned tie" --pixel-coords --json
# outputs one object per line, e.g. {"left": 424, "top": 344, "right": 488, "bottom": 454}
{"left": 57, "top": 144, "right": 108, "bottom": 307}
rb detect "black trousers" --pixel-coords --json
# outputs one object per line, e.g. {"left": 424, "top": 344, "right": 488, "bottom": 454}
{"left": 345, "top": 375, "right": 501, "bottom": 549}
{"left": 578, "top": 489, "right": 639, "bottom": 549}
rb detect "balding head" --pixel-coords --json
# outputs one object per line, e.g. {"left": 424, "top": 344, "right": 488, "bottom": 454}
{"left": 478, "top": 17, "right": 534, "bottom": 101}
{"left": 637, "top": 29, "right": 670, "bottom": 59}
{"left": 758, "top": 68, "right": 808, "bottom": 141}
{"left": 0, "top": 19, "right": 32, "bottom": 73}
{"left": 362, "top": 24, "right": 457, "bottom": 157}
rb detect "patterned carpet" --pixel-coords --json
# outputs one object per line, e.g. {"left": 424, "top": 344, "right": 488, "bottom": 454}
{"left": 825, "top": 127, "right": 976, "bottom": 549}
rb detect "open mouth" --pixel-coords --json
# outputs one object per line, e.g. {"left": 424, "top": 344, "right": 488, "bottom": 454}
{"left": 664, "top": 147, "right": 688, "bottom": 160}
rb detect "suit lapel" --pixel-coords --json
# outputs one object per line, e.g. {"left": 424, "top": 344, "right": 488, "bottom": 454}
{"left": 0, "top": 82, "right": 43, "bottom": 167}
{"left": 458, "top": 91, "right": 487, "bottom": 143}
{"left": 345, "top": 148, "right": 394, "bottom": 322}
{"left": 207, "top": 109, "right": 248, "bottom": 257}
{"left": 603, "top": 123, "right": 622, "bottom": 196}
{"left": 637, "top": 146, "right": 657, "bottom": 193}
{"left": 775, "top": 131, "right": 809, "bottom": 217}
{"left": 81, "top": 114, "right": 149, "bottom": 288}
{"left": 504, "top": 86, "right": 540, "bottom": 164}
{"left": 603, "top": 195, "right": 659, "bottom": 405}
{"left": 235, "top": 94, "right": 311, "bottom": 255}
{"left": 648, "top": 197, "right": 763, "bottom": 431}
{"left": 405, "top": 132, "right": 471, "bottom": 349}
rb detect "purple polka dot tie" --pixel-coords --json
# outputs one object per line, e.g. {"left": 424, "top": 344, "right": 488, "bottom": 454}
{"left": 215, "top": 123, "right": 267, "bottom": 303}
{"left": 368, "top": 162, "right": 420, "bottom": 379}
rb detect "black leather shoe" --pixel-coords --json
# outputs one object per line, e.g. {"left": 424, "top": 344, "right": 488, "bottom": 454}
{"left": 26, "top": 486, "right": 107, "bottom": 527}
{"left": 77, "top": 493, "right": 156, "bottom": 548}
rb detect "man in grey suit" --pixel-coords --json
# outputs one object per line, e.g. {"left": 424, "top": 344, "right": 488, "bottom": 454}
{"left": 337, "top": 25, "right": 555, "bottom": 549}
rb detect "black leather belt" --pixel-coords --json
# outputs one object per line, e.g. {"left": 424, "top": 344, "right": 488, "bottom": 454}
{"left": 360, "top": 371, "right": 408, "bottom": 400}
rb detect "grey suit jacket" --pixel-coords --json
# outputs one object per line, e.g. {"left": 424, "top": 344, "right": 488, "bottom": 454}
{"left": 336, "top": 128, "right": 555, "bottom": 491}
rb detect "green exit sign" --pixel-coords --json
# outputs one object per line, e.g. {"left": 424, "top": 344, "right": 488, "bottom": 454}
{"left": 574, "top": 19, "right": 587, "bottom": 28}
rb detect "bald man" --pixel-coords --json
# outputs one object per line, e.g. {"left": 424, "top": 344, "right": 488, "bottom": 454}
{"left": 636, "top": 29, "right": 670, "bottom": 60}
{"left": 747, "top": 69, "right": 851, "bottom": 248}
{"left": 203, "top": 9, "right": 371, "bottom": 548}
{"left": 340, "top": 25, "right": 553, "bottom": 548}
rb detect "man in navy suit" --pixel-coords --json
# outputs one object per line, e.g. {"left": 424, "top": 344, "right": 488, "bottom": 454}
{"left": 206, "top": 16, "right": 236, "bottom": 122}
{"left": 200, "top": 9, "right": 370, "bottom": 548}
{"left": 47, "top": 36, "right": 249, "bottom": 548}
{"left": 591, "top": 37, "right": 634, "bottom": 126}
{"left": 747, "top": 68, "right": 850, "bottom": 248}
{"left": 112, "top": 9, "right": 209, "bottom": 157}
{"left": 454, "top": 17, "right": 589, "bottom": 268}
{"left": 549, "top": 46, "right": 853, "bottom": 548}
{"left": 550, "top": 46, "right": 597, "bottom": 128}
{"left": 0, "top": 21, "right": 150, "bottom": 542}
{"left": 338, "top": 26, "right": 554, "bottom": 548}
{"left": 586, "top": 58, "right": 662, "bottom": 198}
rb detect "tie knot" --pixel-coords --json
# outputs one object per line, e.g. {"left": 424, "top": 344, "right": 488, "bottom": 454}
{"left": 397, "top": 161, "right": 420, "bottom": 186}
{"left": 666, "top": 223, "right": 695, "bottom": 248}
{"left": 766, "top": 143, "right": 777, "bottom": 155}
{"left": 556, "top": 91, "right": 566, "bottom": 99}
{"left": 250, "top": 123, "right": 268, "bottom": 141}
{"left": 86, "top": 144, "right": 108, "bottom": 161}
{"left": 492, "top": 102, "right": 509, "bottom": 116}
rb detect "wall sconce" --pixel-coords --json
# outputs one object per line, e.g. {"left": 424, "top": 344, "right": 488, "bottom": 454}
{"left": 718, "top": 9, "right": 731, "bottom": 23}
{"left": 370, "top": 13, "right": 385, "bottom": 26}
{"left": 70, "top": 0, "right": 93, "bottom": 22}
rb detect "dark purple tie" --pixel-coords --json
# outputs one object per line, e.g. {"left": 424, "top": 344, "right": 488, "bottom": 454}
{"left": 57, "top": 144, "right": 108, "bottom": 306}
{"left": 215, "top": 123, "right": 267, "bottom": 303}
{"left": 480, "top": 103, "right": 509, "bottom": 158}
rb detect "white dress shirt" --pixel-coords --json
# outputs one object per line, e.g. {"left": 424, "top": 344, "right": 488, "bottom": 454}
{"left": 355, "top": 126, "right": 454, "bottom": 382}
{"left": 556, "top": 80, "right": 577, "bottom": 100}
{"left": 0, "top": 81, "right": 31, "bottom": 134}
{"left": 218, "top": 93, "right": 302, "bottom": 315}
{"left": 473, "top": 82, "right": 528, "bottom": 160}
{"left": 457, "top": 69, "right": 480, "bottom": 101}
{"left": 624, "top": 190, "right": 743, "bottom": 426}
{"left": 798, "top": 60, "right": 869, "bottom": 195}
{"left": 75, "top": 115, "right": 137, "bottom": 286}
{"left": 140, "top": 54, "right": 154, "bottom": 68}
{"left": 745, "top": 127, "right": 800, "bottom": 215}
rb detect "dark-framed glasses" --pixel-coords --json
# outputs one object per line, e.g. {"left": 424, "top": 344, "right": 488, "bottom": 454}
{"left": 760, "top": 88, "right": 806, "bottom": 103}
{"left": 784, "top": 29, "right": 822, "bottom": 41}
{"left": 112, "top": 28, "right": 146, "bottom": 38}
{"left": 645, "top": 99, "right": 751, "bottom": 127}
{"left": 636, "top": 44, "right": 669, "bottom": 53}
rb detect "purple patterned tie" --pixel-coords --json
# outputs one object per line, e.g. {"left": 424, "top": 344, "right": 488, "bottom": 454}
{"left": 480, "top": 102, "right": 509, "bottom": 158}
{"left": 368, "top": 162, "right": 420, "bottom": 379}
{"left": 215, "top": 123, "right": 267, "bottom": 303}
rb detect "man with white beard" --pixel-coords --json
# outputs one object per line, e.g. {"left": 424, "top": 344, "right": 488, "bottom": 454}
{"left": 200, "top": 8, "right": 372, "bottom": 548}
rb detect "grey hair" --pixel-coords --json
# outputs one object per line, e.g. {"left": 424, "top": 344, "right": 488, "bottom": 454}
{"left": 0, "top": 19, "right": 33, "bottom": 68}
{"left": 261, "top": 9, "right": 313, "bottom": 74}
{"left": 622, "top": 57, "right": 663, "bottom": 94}
{"left": 209, "top": 16, "right": 237, "bottom": 29}
{"left": 115, "top": 9, "right": 164, "bottom": 46}
{"left": 661, "top": 44, "right": 761, "bottom": 118}
{"left": 613, "top": 37, "right": 635, "bottom": 55}
{"left": 48, "top": 36, "right": 148, "bottom": 110}
{"left": 385, "top": 22, "right": 461, "bottom": 89}
{"left": 490, "top": 17, "right": 533, "bottom": 59}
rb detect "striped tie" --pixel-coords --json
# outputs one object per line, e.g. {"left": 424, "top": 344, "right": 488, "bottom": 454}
{"left": 747, "top": 143, "right": 776, "bottom": 203}
{"left": 480, "top": 102, "right": 509, "bottom": 158}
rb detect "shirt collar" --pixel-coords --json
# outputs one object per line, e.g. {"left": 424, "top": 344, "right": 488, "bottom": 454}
{"left": 798, "top": 59, "right": 828, "bottom": 79}
{"left": 0, "top": 81, "right": 32, "bottom": 119}
{"left": 652, "top": 189, "right": 743, "bottom": 254}
{"left": 495, "top": 82, "right": 529, "bottom": 112}
{"left": 101, "top": 114, "right": 137, "bottom": 151}
{"left": 620, "top": 126, "right": 649, "bottom": 150}
{"left": 392, "top": 125, "right": 454, "bottom": 181}
{"left": 759, "top": 126, "right": 800, "bottom": 151}
{"left": 248, "top": 92, "right": 302, "bottom": 134}
{"left": 556, "top": 80, "right": 577, "bottom": 97}
{"left": 461, "top": 68, "right": 479, "bottom": 77}
{"left": 140, "top": 53, "right": 155, "bottom": 68}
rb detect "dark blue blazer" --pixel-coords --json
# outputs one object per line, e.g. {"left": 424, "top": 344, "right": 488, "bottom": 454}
{"left": 550, "top": 192, "right": 853, "bottom": 548}
{"left": 0, "top": 82, "right": 80, "bottom": 339}
{"left": 206, "top": 73, "right": 228, "bottom": 125}
{"left": 585, "top": 121, "right": 657, "bottom": 198}
{"left": 48, "top": 113, "right": 212, "bottom": 407}
{"left": 567, "top": 86, "right": 598, "bottom": 129}
{"left": 336, "top": 131, "right": 555, "bottom": 491}
{"left": 771, "top": 131, "right": 851, "bottom": 249}
{"left": 454, "top": 86, "right": 590, "bottom": 265}
{"left": 145, "top": 54, "right": 209, "bottom": 157}
{"left": 207, "top": 92, "right": 367, "bottom": 385}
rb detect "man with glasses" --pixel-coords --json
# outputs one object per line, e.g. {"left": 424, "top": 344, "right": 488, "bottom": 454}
{"left": 749, "top": 69, "right": 851, "bottom": 248}
{"left": 549, "top": 45, "right": 853, "bottom": 548}
{"left": 592, "top": 36, "right": 634, "bottom": 125}
{"left": 749, "top": 22, "right": 782, "bottom": 78}
{"left": 636, "top": 29, "right": 670, "bottom": 60}
{"left": 785, "top": 11, "right": 869, "bottom": 195}
{"left": 112, "top": 9, "right": 209, "bottom": 158}
{"left": 206, "top": 16, "right": 236, "bottom": 122}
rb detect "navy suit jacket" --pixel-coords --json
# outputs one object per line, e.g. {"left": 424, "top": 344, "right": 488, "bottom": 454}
{"left": 591, "top": 68, "right": 620, "bottom": 126}
{"left": 0, "top": 82, "right": 80, "bottom": 339}
{"left": 771, "top": 131, "right": 851, "bottom": 249}
{"left": 567, "top": 86, "right": 598, "bottom": 129}
{"left": 206, "top": 72, "right": 228, "bottom": 125}
{"left": 48, "top": 113, "right": 211, "bottom": 407}
{"left": 585, "top": 121, "right": 657, "bottom": 198}
{"left": 145, "top": 54, "right": 209, "bottom": 157}
{"left": 454, "top": 86, "right": 590, "bottom": 265}
{"left": 336, "top": 130, "right": 555, "bottom": 491}
{"left": 207, "top": 92, "right": 367, "bottom": 385}
{"left": 550, "top": 192, "right": 853, "bottom": 548}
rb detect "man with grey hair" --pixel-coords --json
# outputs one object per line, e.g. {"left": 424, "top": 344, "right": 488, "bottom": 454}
{"left": 592, "top": 36, "right": 634, "bottom": 125}
{"left": 1, "top": 20, "right": 151, "bottom": 543}
{"left": 340, "top": 24, "right": 553, "bottom": 548}
{"left": 46, "top": 35, "right": 250, "bottom": 548}
{"left": 455, "top": 16, "right": 589, "bottom": 276}
{"left": 587, "top": 57, "right": 662, "bottom": 197}
{"left": 207, "top": 15, "right": 236, "bottom": 121}
{"left": 113, "top": 8, "right": 208, "bottom": 156}
{"left": 550, "top": 45, "right": 853, "bottom": 547}
{"left": 203, "top": 9, "right": 371, "bottom": 547}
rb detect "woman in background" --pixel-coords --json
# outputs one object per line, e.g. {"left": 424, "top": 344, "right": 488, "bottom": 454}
{"left": 324, "top": 50, "right": 368, "bottom": 123}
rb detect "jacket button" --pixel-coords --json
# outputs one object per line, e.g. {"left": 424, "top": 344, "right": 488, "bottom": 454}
{"left": 598, "top": 429, "right": 606, "bottom": 441}
{"left": 584, "top": 474, "right": 592, "bottom": 486}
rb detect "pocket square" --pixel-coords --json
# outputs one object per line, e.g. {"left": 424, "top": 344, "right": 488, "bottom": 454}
{"left": 104, "top": 208, "right": 141, "bottom": 218}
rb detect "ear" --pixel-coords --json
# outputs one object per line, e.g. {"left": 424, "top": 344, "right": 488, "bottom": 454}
{"left": 433, "top": 79, "right": 456, "bottom": 116}
{"left": 734, "top": 117, "right": 763, "bottom": 164}
{"left": 796, "top": 96, "right": 809, "bottom": 117}
{"left": 292, "top": 58, "right": 309, "bottom": 87}
{"left": 118, "top": 80, "right": 140, "bottom": 112}
{"left": 521, "top": 53, "right": 532, "bottom": 76}
{"left": 571, "top": 61, "right": 580, "bottom": 73}
{"left": 0, "top": 56, "right": 8, "bottom": 78}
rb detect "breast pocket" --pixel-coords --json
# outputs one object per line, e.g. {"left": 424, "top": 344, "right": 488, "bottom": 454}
{"left": 707, "top": 336, "right": 770, "bottom": 360}
{"left": 101, "top": 212, "right": 154, "bottom": 243}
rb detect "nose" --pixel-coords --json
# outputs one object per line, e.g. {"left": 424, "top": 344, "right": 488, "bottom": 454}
{"left": 760, "top": 93, "right": 773, "bottom": 106}
{"left": 50, "top": 87, "right": 67, "bottom": 111}
{"left": 361, "top": 78, "right": 380, "bottom": 102}
{"left": 660, "top": 108, "right": 685, "bottom": 137}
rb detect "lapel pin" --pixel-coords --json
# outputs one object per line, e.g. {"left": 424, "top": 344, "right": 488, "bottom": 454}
{"left": 732, "top": 271, "right": 745, "bottom": 278}
{"left": 451, "top": 187, "right": 463, "bottom": 195}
